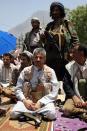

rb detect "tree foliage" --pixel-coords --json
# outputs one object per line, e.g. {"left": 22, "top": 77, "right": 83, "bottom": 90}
{"left": 69, "top": 5, "right": 87, "bottom": 44}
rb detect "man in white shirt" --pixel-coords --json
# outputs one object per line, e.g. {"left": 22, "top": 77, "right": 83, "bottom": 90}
{"left": 0, "top": 53, "right": 16, "bottom": 100}
{"left": 10, "top": 48, "right": 59, "bottom": 120}
{"left": 63, "top": 45, "right": 87, "bottom": 117}
{"left": 0, "top": 53, "right": 16, "bottom": 85}
{"left": 12, "top": 50, "right": 33, "bottom": 86}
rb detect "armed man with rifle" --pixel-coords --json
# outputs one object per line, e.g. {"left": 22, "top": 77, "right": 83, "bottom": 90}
{"left": 24, "top": 17, "right": 44, "bottom": 53}
{"left": 42, "top": 1, "right": 79, "bottom": 80}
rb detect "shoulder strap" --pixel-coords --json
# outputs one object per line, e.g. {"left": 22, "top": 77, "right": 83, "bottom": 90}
{"left": 46, "top": 21, "right": 54, "bottom": 31}
{"left": 64, "top": 19, "right": 72, "bottom": 37}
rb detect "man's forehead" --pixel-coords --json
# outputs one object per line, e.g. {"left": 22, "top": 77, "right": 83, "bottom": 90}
{"left": 35, "top": 53, "right": 44, "bottom": 56}
{"left": 3, "top": 55, "right": 10, "bottom": 58}
{"left": 35, "top": 52, "right": 44, "bottom": 56}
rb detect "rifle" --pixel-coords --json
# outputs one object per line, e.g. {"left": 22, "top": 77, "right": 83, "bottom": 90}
{"left": 44, "top": 30, "right": 63, "bottom": 60}
{"left": 24, "top": 112, "right": 41, "bottom": 127}
{"left": 18, "top": 112, "right": 42, "bottom": 127}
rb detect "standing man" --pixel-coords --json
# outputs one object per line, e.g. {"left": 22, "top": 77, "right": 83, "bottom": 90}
{"left": 10, "top": 48, "right": 59, "bottom": 120}
{"left": 24, "top": 17, "right": 44, "bottom": 53}
{"left": 44, "top": 1, "right": 79, "bottom": 80}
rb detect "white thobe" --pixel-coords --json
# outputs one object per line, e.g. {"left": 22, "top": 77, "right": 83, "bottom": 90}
{"left": 11, "top": 65, "right": 59, "bottom": 120}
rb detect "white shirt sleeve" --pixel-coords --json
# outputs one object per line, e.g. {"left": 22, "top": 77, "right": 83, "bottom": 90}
{"left": 15, "top": 68, "right": 26, "bottom": 101}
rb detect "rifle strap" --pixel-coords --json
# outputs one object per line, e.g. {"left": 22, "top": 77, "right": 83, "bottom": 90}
{"left": 64, "top": 19, "right": 72, "bottom": 38}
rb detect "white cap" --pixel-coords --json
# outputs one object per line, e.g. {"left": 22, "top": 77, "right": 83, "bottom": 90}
{"left": 22, "top": 50, "right": 33, "bottom": 59}
{"left": 31, "top": 17, "right": 40, "bottom": 23}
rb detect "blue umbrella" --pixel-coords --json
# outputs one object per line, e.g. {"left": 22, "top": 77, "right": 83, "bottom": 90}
{"left": 0, "top": 31, "right": 16, "bottom": 55}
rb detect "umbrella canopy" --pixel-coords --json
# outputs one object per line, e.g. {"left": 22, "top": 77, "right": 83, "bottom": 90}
{"left": 0, "top": 31, "right": 16, "bottom": 55}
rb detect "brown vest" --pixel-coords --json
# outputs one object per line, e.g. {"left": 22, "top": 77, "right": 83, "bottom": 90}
{"left": 23, "top": 65, "right": 52, "bottom": 102}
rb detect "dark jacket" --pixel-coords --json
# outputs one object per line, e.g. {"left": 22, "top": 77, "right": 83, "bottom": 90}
{"left": 63, "top": 67, "right": 75, "bottom": 99}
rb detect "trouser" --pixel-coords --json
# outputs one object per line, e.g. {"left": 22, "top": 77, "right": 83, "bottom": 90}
{"left": 62, "top": 99, "right": 87, "bottom": 116}
{"left": 10, "top": 101, "right": 56, "bottom": 120}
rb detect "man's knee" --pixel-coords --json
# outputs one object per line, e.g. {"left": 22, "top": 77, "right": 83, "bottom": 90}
{"left": 62, "top": 99, "right": 75, "bottom": 116}
{"left": 62, "top": 104, "right": 74, "bottom": 116}
{"left": 44, "top": 110, "right": 56, "bottom": 120}
{"left": 10, "top": 111, "right": 21, "bottom": 119}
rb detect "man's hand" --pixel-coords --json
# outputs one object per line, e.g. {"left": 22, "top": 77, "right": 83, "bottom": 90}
{"left": 23, "top": 99, "right": 35, "bottom": 110}
{"left": 72, "top": 95, "right": 84, "bottom": 107}
{"left": 34, "top": 101, "right": 41, "bottom": 110}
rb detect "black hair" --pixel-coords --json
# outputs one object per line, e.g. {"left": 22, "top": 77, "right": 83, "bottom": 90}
{"left": 78, "top": 44, "right": 87, "bottom": 57}
{"left": 3, "top": 53, "right": 12, "bottom": 58}
{"left": 50, "top": 2, "right": 65, "bottom": 18}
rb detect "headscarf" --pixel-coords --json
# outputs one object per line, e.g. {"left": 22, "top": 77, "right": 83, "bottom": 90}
{"left": 50, "top": 2, "right": 65, "bottom": 18}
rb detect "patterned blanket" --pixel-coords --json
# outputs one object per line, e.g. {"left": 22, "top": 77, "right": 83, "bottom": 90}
{"left": 1, "top": 97, "right": 87, "bottom": 131}
{"left": 0, "top": 117, "right": 52, "bottom": 131}
{"left": 53, "top": 109, "right": 87, "bottom": 131}
{"left": 0, "top": 97, "right": 52, "bottom": 131}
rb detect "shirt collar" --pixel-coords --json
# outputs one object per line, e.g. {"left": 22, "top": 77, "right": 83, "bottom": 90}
{"left": 76, "top": 59, "right": 87, "bottom": 71}
{"left": 33, "top": 65, "right": 44, "bottom": 72}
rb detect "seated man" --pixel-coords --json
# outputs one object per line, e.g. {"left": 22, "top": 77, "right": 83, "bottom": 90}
{"left": 12, "top": 50, "right": 33, "bottom": 86}
{"left": 63, "top": 45, "right": 87, "bottom": 117}
{"left": 0, "top": 53, "right": 16, "bottom": 84}
{"left": 0, "top": 53, "right": 16, "bottom": 99}
{"left": 10, "top": 48, "right": 59, "bottom": 120}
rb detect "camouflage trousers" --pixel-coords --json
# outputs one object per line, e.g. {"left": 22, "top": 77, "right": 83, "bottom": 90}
{"left": 62, "top": 99, "right": 87, "bottom": 116}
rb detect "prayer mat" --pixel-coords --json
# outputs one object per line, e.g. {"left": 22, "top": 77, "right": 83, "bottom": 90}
{"left": 0, "top": 116, "right": 52, "bottom": 131}
{"left": 0, "top": 96, "right": 53, "bottom": 131}
{"left": 0, "top": 96, "right": 13, "bottom": 124}
{"left": 53, "top": 109, "right": 87, "bottom": 131}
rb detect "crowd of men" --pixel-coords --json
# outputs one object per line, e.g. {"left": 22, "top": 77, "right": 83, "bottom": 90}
{"left": 0, "top": 1, "right": 87, "bottom": 123}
